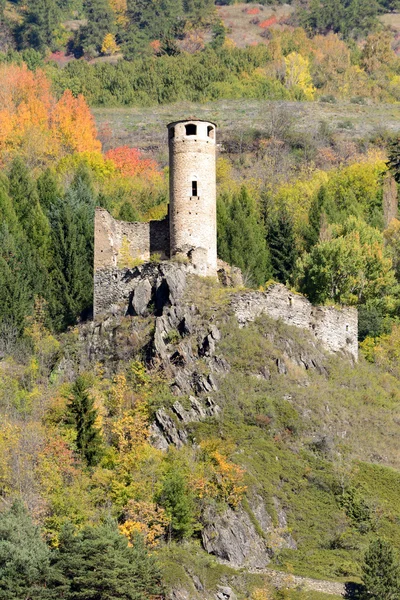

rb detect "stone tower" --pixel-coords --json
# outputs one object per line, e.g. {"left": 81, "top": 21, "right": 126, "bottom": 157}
{"left": 167, "top": 119, "right": 217, "bottom": 276}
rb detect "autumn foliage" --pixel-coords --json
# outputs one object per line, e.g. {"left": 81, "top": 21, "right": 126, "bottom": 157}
{"left": 0, "top": 64, "right": 101, "bottom": 167}
{"left": 259, "top": 16, "right": 277, "bottom": 28}
{"left": 105, "top": 146, "right": 159, "bottom": 179}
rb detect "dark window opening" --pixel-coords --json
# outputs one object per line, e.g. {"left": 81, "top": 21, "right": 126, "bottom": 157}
{"left": 207, "top": 125, "right": 215, "bottom": 139}
{"left": 192, "top": 181, "right": 197, "bottom": 196}
{"left": 169, "top": 126, "right": 175, "bottom": 139}
{"left": 346, "top": 324, "right": 349, "bottom": 332}
{"left": 185, "top": 123, "right": 197, "bottom": 136}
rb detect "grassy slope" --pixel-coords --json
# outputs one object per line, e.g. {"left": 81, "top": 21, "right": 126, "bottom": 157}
{"left": 93, "top": 99, "right": 400, "bottom": 158}
{"left": 146, "top": 277, "right": 400, "bottom": 597}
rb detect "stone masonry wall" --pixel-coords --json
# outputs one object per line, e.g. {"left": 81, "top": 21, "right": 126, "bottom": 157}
{"left": 94, "top": 207, "right": 169, "bottom": 270}
{"left": 168, "top": 120, "right": 217, "bottom": 276}
{"left": 231, "top": 284, "right": 358, "bottom": 360}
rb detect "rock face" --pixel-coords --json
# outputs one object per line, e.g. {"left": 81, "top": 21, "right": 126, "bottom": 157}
{"left": 231, "top": 284, "right": 358, "bottom": 361}
{"left": 201, "top": 496, "right": 296, "bottom": 570}
{"left": 202, "top": 505, "right": 272, "bottom": 569}
{"left": 94, "top": 261, "right": 187, "bottom": 318}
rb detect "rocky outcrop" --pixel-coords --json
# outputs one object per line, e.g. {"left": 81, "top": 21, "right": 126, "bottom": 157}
{"left": 201, "top": 495, "right": 296, "bottom": 570}
{"left": 150, "top": 396, "right": 221, "bottom": 450}
{"left": 94, "top": 261, "right": 187, "bottom": 318}
{"left": 202, "top": 504, "right": 272, "bottom": 569}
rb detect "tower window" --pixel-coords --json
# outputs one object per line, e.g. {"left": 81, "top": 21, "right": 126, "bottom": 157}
{"left": 207, "top": 126, "right": 215, "bottom": 139}
{"left": 191, "top": 181, "right": 197, "bottom": 196}
{"left": 169, "top": 126, "right": 175, "bottom": 139}
{"left": 185, "top": 124, "right": 197, "bottom": 136}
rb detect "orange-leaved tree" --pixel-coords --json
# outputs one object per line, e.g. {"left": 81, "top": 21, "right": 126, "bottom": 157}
{"left": 0, "top": 64, "right": 101, "bottom": 168}
{"left": 105, "top": 146, "right": 159, "bottom": 180}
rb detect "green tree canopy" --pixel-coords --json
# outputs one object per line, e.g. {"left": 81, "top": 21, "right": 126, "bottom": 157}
{"left": 16, "top": 0, "right": 61, "bottom": 52}
{"left": 217, "top": 187, "right": 272, "bottom": 286}
{"left": 0, "top": 501, "right": 56, "bottom": 600}
{"left": 51, "top": 522, "right": 163, "bottom": 599}
{"left": 296, "top": 217, "right": 397, "bottom": 305}
{"left": 266, "top": 206, "right": 297, "bottom": 284}
{"left": 361, "top": 538, "right": 400, "bottom": 600}
{"left": 68, "top": 376, "right": 103, "bottom": 467}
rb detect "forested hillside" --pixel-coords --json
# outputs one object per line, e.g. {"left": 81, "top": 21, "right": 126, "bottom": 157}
{"left": 2, "top": 0, "right": 400, "bottom": 597}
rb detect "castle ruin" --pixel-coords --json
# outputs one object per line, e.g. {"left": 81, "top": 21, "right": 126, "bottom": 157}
{"left": 94, "top": 118, "right": 358, "bottom": 360}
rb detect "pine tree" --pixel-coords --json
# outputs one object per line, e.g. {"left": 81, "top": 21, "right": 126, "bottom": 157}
{"left": 79, "top": 0, "right": 116, "bottom": 54}
{"left": 361, "top": 539, "right": 400, "bottom": 600}
{"left": 217, "top": 187, "right": 272, "bottom": 286}
{"left": 127, "top": 0, "right": 184, "bottom": 41}
{"left": 37, "top": 168, "right": 61, "bottom": 216}
{"left": 387, "top": 137, "right": 400, "bottom": 184}
{"left": 68, "top": 376, "right": 103, "bottom": 467}
{"left": 8, "top": 157, "right": 51, "bottom": 263}
{"left": 0, "top": 501, "right": 57, "bottom": 600}
{"left": 48, "top": 171, "right": 94, "bottom": 330}
{"left": 0, "top": 225, "right": 37, "bottom": 334}
{"left": 51, "top": 522, "right": 163, "bottom": 599}
{"left": 118, "top": 201, "right": 139, "bottom": 222}
{"left": 16, "top": 0, "right": 61, "bottom": 52}
{"left": 157, "top": 468, "right": 195, "bottom": 540}
{"left": 267, "top": 207, "right": 297, "bottom": 284}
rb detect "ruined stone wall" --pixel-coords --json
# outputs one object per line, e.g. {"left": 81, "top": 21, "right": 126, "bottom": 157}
{"left": 168, "top": 120, "right": 217, "bottom": 276}
{"left": 231, "top": 284, "right": 358, "bottom": 360}
{"left": 94, "top": 208, "right": 170, "bottom": 315}
{"left": 94, "top": 208, "right": 169, "bottom": 270}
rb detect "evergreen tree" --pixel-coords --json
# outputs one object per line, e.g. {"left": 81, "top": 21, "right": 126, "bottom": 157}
{"left": 37, "top": 168, "right": 62, "bottom": 216}
{"left": 266, "top": 207, "right": 297, "bottom": 284}
{"left": 8, "top": 157, "right": 51, "bottom": 263}
{"left": 157, "top": 468, "right": 195, "bottom": 540}
{"left": 217, "top": 187, "right": 272, "bottom": 286}
{"left": 68, "top": 376, "right": 103, "bottom": 466}
{"left": 126, "top": 0, "right": 184, "bottom": 42}
{"left": 387, "top": 137, "right": 400, "bottom": 184}
{"left": 0, "top": 501, "right": 57, "bottom": 600}
{"left": 183, "top": 0, "right": 214, "bottom": 21}
{"left": 51, "top": 522, "right": 163, "bottom": 599}
{"left": 118, "top": 201, "right": 139, "bottom": 222}
{"left": 79, "top": 0, "right": 116, "bottom": 55}
{"left": 16, "top": 0, "right": 61, "bottom": 52}
{"left": 48, "top": 170, "right": 94, "bottom": 330}
{"left": 361, "top": 538, "right": 400, "bottom": 600}
{"left": 0, "top": 225, "right": 37, "bottom": 334}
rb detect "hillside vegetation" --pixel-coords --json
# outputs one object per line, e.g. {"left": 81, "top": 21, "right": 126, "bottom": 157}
{"left": 2, "top": 0, "right": 400, "bottom": 597}
{"left": 1, "top": 272, "right": 400, "bottom": 598}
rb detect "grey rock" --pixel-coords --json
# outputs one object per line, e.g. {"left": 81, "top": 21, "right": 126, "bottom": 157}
{"left": 210, "top": 325, "right": 221, "bottom": 341}
{"left": 276, "top": 358, "right": 287, "bottom": 375}
{"left": 192, "top": 576, "right": 203, "bottom": 592}
{"left": 149, "top": 423, "right": 169, "bottom": 451}
{"left": 153, "top": 408, "right": 188, "bottom": 448}
{"left": 167, "top": 589, "right": 191, "bottom": 600}
{"left": 201, "top": 505, "right": 271, "bottom": 569}
{"left": 131, "top": 278, "right": 152, "bottom": 316}
{"left": 216, "top": 586, "right": 237, "bottom": 600}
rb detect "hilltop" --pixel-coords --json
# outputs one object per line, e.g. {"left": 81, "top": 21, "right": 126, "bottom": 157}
{"left": 2, "top": 266, "right": 400, "bottom": 599}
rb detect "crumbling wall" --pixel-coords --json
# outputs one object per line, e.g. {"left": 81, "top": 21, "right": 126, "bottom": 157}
{"left": 231, "top": 284, "right": 358, "bottom": 360}
{"left": 94, "top": 207, "right": 169, "bottom": 271}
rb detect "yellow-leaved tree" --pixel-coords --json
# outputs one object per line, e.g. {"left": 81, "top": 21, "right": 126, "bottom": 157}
{"left": 284, "top": 52, "right": 315, "bottom": 100}
{"left": 101, "top": 33, "right": 120, "bottom": 55}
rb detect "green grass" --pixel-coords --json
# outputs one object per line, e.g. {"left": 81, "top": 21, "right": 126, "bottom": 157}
{"left": 93, "top": 99, "right": 400, "bottom": 160}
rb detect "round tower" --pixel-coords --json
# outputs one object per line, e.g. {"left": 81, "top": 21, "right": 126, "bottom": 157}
{"left": 167, "top": 119, "right": 217, "bottom": 276}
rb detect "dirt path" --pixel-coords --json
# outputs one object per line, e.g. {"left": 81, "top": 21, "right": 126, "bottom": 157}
{"left": 250, "top": 568, "right": 345, "bottom": 596}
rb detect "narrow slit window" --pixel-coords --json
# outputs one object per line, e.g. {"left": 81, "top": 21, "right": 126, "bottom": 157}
{"left": 207, "top": 125, "right": 215, "bottom": 139}
{"left": 185, "top": 123, "right": 197, "bottom": 136}
{"left": 192, "top": 181, "right": 197, "bottom": 196}
{"left": 169, "top": 126, "right": 175, "bottom": 139}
